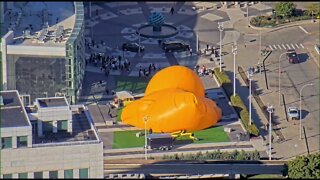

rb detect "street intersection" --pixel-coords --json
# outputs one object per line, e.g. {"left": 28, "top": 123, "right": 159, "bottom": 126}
{"left": 82, "top": 2, "right": 319, "bottom": 160}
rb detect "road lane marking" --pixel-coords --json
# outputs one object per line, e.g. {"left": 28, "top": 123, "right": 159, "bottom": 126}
{"left": 273, "top": 45, "right": 277, "bottom": 50}
{"left": 299, "top": 26, "right": 309, "bottom": 34}
{"left": 277, "top": 45, "right": 282, "bottom": 49}
{"left": 300, "top": 43, "right": 305, "bottom": 48}
{"left": 286, "top": 44, "right": 291, "bottom": 49}
{"left": 269, "top": 45, "right": 273, "bottom": 51}
{"left": 281, "top": 44, "right": 286, "bottom": 49}
{"left": 295, "top": 44, "right": 300, "bottom": 48}
{"left": 290, "top": 44, "right": 296, "bottom": 49}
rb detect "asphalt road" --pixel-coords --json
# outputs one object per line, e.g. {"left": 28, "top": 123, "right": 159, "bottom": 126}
{"left": 104, "top": 162, "right": 285, "bottom": 175}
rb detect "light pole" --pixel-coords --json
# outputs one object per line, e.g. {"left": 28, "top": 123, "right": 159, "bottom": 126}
{"left": 259, "top": 30, "right": 262, "bottom": 73}
{"left": 138, "top": 32, "right": 141, "bottom": 55}
{"left": 89, "top": 2, "right": 92, "bottom": 18}
{"left": 267, "top": 104, "right": 274, "bottom": 161}
{"left": 248, "top": 69, "right": 253, "bottom": 125}
{"left": 143, "top": 115, "right": 149, "bottom": 160}
{"left": 196, "top": 32, "right": 199, "bottom": 54}
{"left": 218, "top": 22, "right": 224, "bottom": 72}
{"left": 278, "top": 52, "right": 288, "bottom": 105}
{"left": 232, "top": 42, "right": 237, "bottom": 96}
{"left": 299, "top": 83, "right": 313, "bottom": 140}
{"left": 247, "top": 4, "right": 249, "bottom": 27}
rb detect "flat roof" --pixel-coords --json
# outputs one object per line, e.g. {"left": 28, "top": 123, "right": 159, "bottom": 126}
{"left": 32, "top": 107, "right": 97, "bottom": 144}
{"left": 37, "top": 97, "right": 68, "bottom": 108}
{"left": 3, "top": 2, "right": 75, "bottom": 47}
{"left": 1, "top": 91, "right": 30, "bottom": 128}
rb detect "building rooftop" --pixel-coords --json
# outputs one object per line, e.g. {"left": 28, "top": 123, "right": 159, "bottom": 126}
{"left": 0, "top": 91, "right": 30, "bottom": 128}
{"left": 3, "top": 2, "right": 75, "bottom": 47}
{"left": 32, "top": 107, "right": 98, "bottom": 144}
{"left": 37, "top": 97, "right": 68, "bottom": 108}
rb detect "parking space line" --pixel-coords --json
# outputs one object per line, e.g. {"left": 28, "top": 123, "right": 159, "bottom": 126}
{"left": 300, "top": 44, "right": 305, "bottom": 48}
{"left": 273, "top": 45, "right": 277, "bottom": 50}
{"left": 299, "top": 26, "right": 309, "bottom": 34}
{"left": 277, "top": 45, "right": 282, "bottom": 49}
{"left": 268, "top": 45, "right": 273, "bottom": 51}
{"left": 286, "top": 44, "right": 291, "bottom": 49}
{"left": 295, "top": 44, "right": 300, "bottom": 49}
{"left": 281, "top": 44, "right": 286, "bottom": 49}
{"left": 290, "top": 44, "right": 296, "bottom": 49}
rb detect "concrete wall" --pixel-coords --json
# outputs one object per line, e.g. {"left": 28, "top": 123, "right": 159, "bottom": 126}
{"left": 1, "top": 31, "right": 14, "bottom": 90}
{"left": 37, "top": 106, "right": 72, "bottom": 122}
{"left": 0, "top": 126, "right": 32, "bottom": 148}
{"left": 0, "top": 142, "right": 104, "bottom": 178}
{"left": 6, "top": 45, "right": 66, "bottom": 57}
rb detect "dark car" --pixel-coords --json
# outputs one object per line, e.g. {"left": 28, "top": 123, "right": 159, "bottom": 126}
{"left": 162, "top": 41, "right": 190, "bottom": 52}
{"left": 122, "top": 42, "right": 145, "bottom": 52}
{"left": 286, "top": 49, "right": 299, "bottom": 63}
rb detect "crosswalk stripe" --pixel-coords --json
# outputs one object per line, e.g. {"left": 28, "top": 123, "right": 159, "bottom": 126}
{"left": 290, "top": 44, "right": 296, "bottom": 49}
{"left": 295, "top": 44, "right": 300, "bottom": 48}
{"left": 286, "top": 44, "right": 291, "bottom": 49}
{"left": 268, "top": 45, "right": 273, "bottom": 51}
{"left": 277, "top": 45, "right": 282, "bottom": 49}
{"left": 281, "top": 44, "right": 286, "bottom": 49}
{"left": 300, "top": 44, "right": 305, "bottom": 48}
{"left": 273, "top": 45, "right": 277, "bottom": 49}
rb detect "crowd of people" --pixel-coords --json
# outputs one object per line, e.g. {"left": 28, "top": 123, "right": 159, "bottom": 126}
{"left": 138, "top": 63, "right": 160, "bottom": 78}
{"left": 87, "top": 53, "right": 132, "bottom": 77}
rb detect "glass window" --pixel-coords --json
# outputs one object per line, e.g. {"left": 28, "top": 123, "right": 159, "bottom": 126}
{"left": 79, "top": 168, "right": 88, "bottom": 179}
{"left": 18, "top": 172, "right": 28, "bottom": 179}
{"left": 64, "top": 169, "right": 73, "bottom": 178}
{"left": 17, "top": 136, "right": 28, "bottom": 148}
{"left": 49, "top": 171, "right": 58, "bottom": 179}
{"left": 58, "top": 120, "right": 68, "bottom": 131}
{"left": 43, "top": 121, "right": 53, "bottom": 133}
{"left": 1, "top": 137, "right": 12, "bottom": 149}
{"left": 3, "top": 174, "right": 12, "bottom": 179}
{"left": 34, "top": 172, "right": 43, "bottom": 178}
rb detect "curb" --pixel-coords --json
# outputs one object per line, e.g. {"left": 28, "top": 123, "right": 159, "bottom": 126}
{"left": 211, "top": 70, "right": 247, "bottom": 134}
{"left": 249, "top": 19, "right": 318, "bottom": 33}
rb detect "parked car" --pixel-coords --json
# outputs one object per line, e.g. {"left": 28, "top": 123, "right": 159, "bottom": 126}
{"left": 288, "top": 106, "right": 299, "bottom": 120}
{"left": 122, "top": 42, "right": 145, "bottom": 52}
{"left": 286, "top": 49, "right": 299, "bottom": 64}
{"left": 162, "top": 41, "right": 190, "bottom": 52}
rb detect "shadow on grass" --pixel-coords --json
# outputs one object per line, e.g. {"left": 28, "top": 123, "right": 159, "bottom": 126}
{"left": 114, "top": 76, "right": 148, "bottom": 94}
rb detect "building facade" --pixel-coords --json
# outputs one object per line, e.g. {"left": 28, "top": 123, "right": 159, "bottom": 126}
{"left": 0, "top": 2, "right": 85, "bottom": 104}
{"left": 0, "top": 90, "right": 104, "bottom": 178}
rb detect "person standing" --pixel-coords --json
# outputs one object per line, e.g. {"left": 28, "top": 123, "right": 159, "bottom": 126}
{"left": 189, "top": 48, "right": 192, "bottom": 56}
{"left": 170, "top": 7, "right": 174, "bottom": 15}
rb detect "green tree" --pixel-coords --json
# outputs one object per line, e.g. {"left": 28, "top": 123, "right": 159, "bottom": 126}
{"left": 287, "top": 153, "right": 320, "bottom": 179}
{"left": 274, "top": 2, "right": 297, "bottom": 17}
{"left": 305, "top": 3, "right": 320, "bottom": 17}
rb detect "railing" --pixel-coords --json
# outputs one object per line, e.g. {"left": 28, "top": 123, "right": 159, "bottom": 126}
{"left": 32, "top": 139, "right": 100, "bottom": 148}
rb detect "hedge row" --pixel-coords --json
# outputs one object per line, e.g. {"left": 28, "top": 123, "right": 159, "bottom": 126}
{"left": 251, "top": 15, "right": 313, "bottom": 27}
{"left": 213, "top": 68, "right": 259, "bottom": 137}
{"left": 231, "top": 95, "right": 259, "bottom": 137}
{"left": 161, "top": 150, "right": 260, "bottom": 161}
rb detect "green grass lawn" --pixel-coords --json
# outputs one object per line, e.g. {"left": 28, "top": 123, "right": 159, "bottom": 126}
{"left": 112, "top": 130, "right": 145, "bottom": 149}
{"left": 193, "top": 126, "right": 230, "bottom": 144}
{"left": 247, "top": 174, "right": 285, "bottom": 179}
{"left": 115, "top": 76, "right": 148, "bottom": 94}
{"left": 116, "top": 108, "right": 123, "bottom": 122}
{"left": 112, "top": 126, "right": 230, "bottom": 149}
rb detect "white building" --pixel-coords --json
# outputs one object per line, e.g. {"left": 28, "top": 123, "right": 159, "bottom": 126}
{"left": 0, "top": 90, "right": 104, "bottom": 178}
{"left": 1, "top": 2, "right": 85, "bottom": 104}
